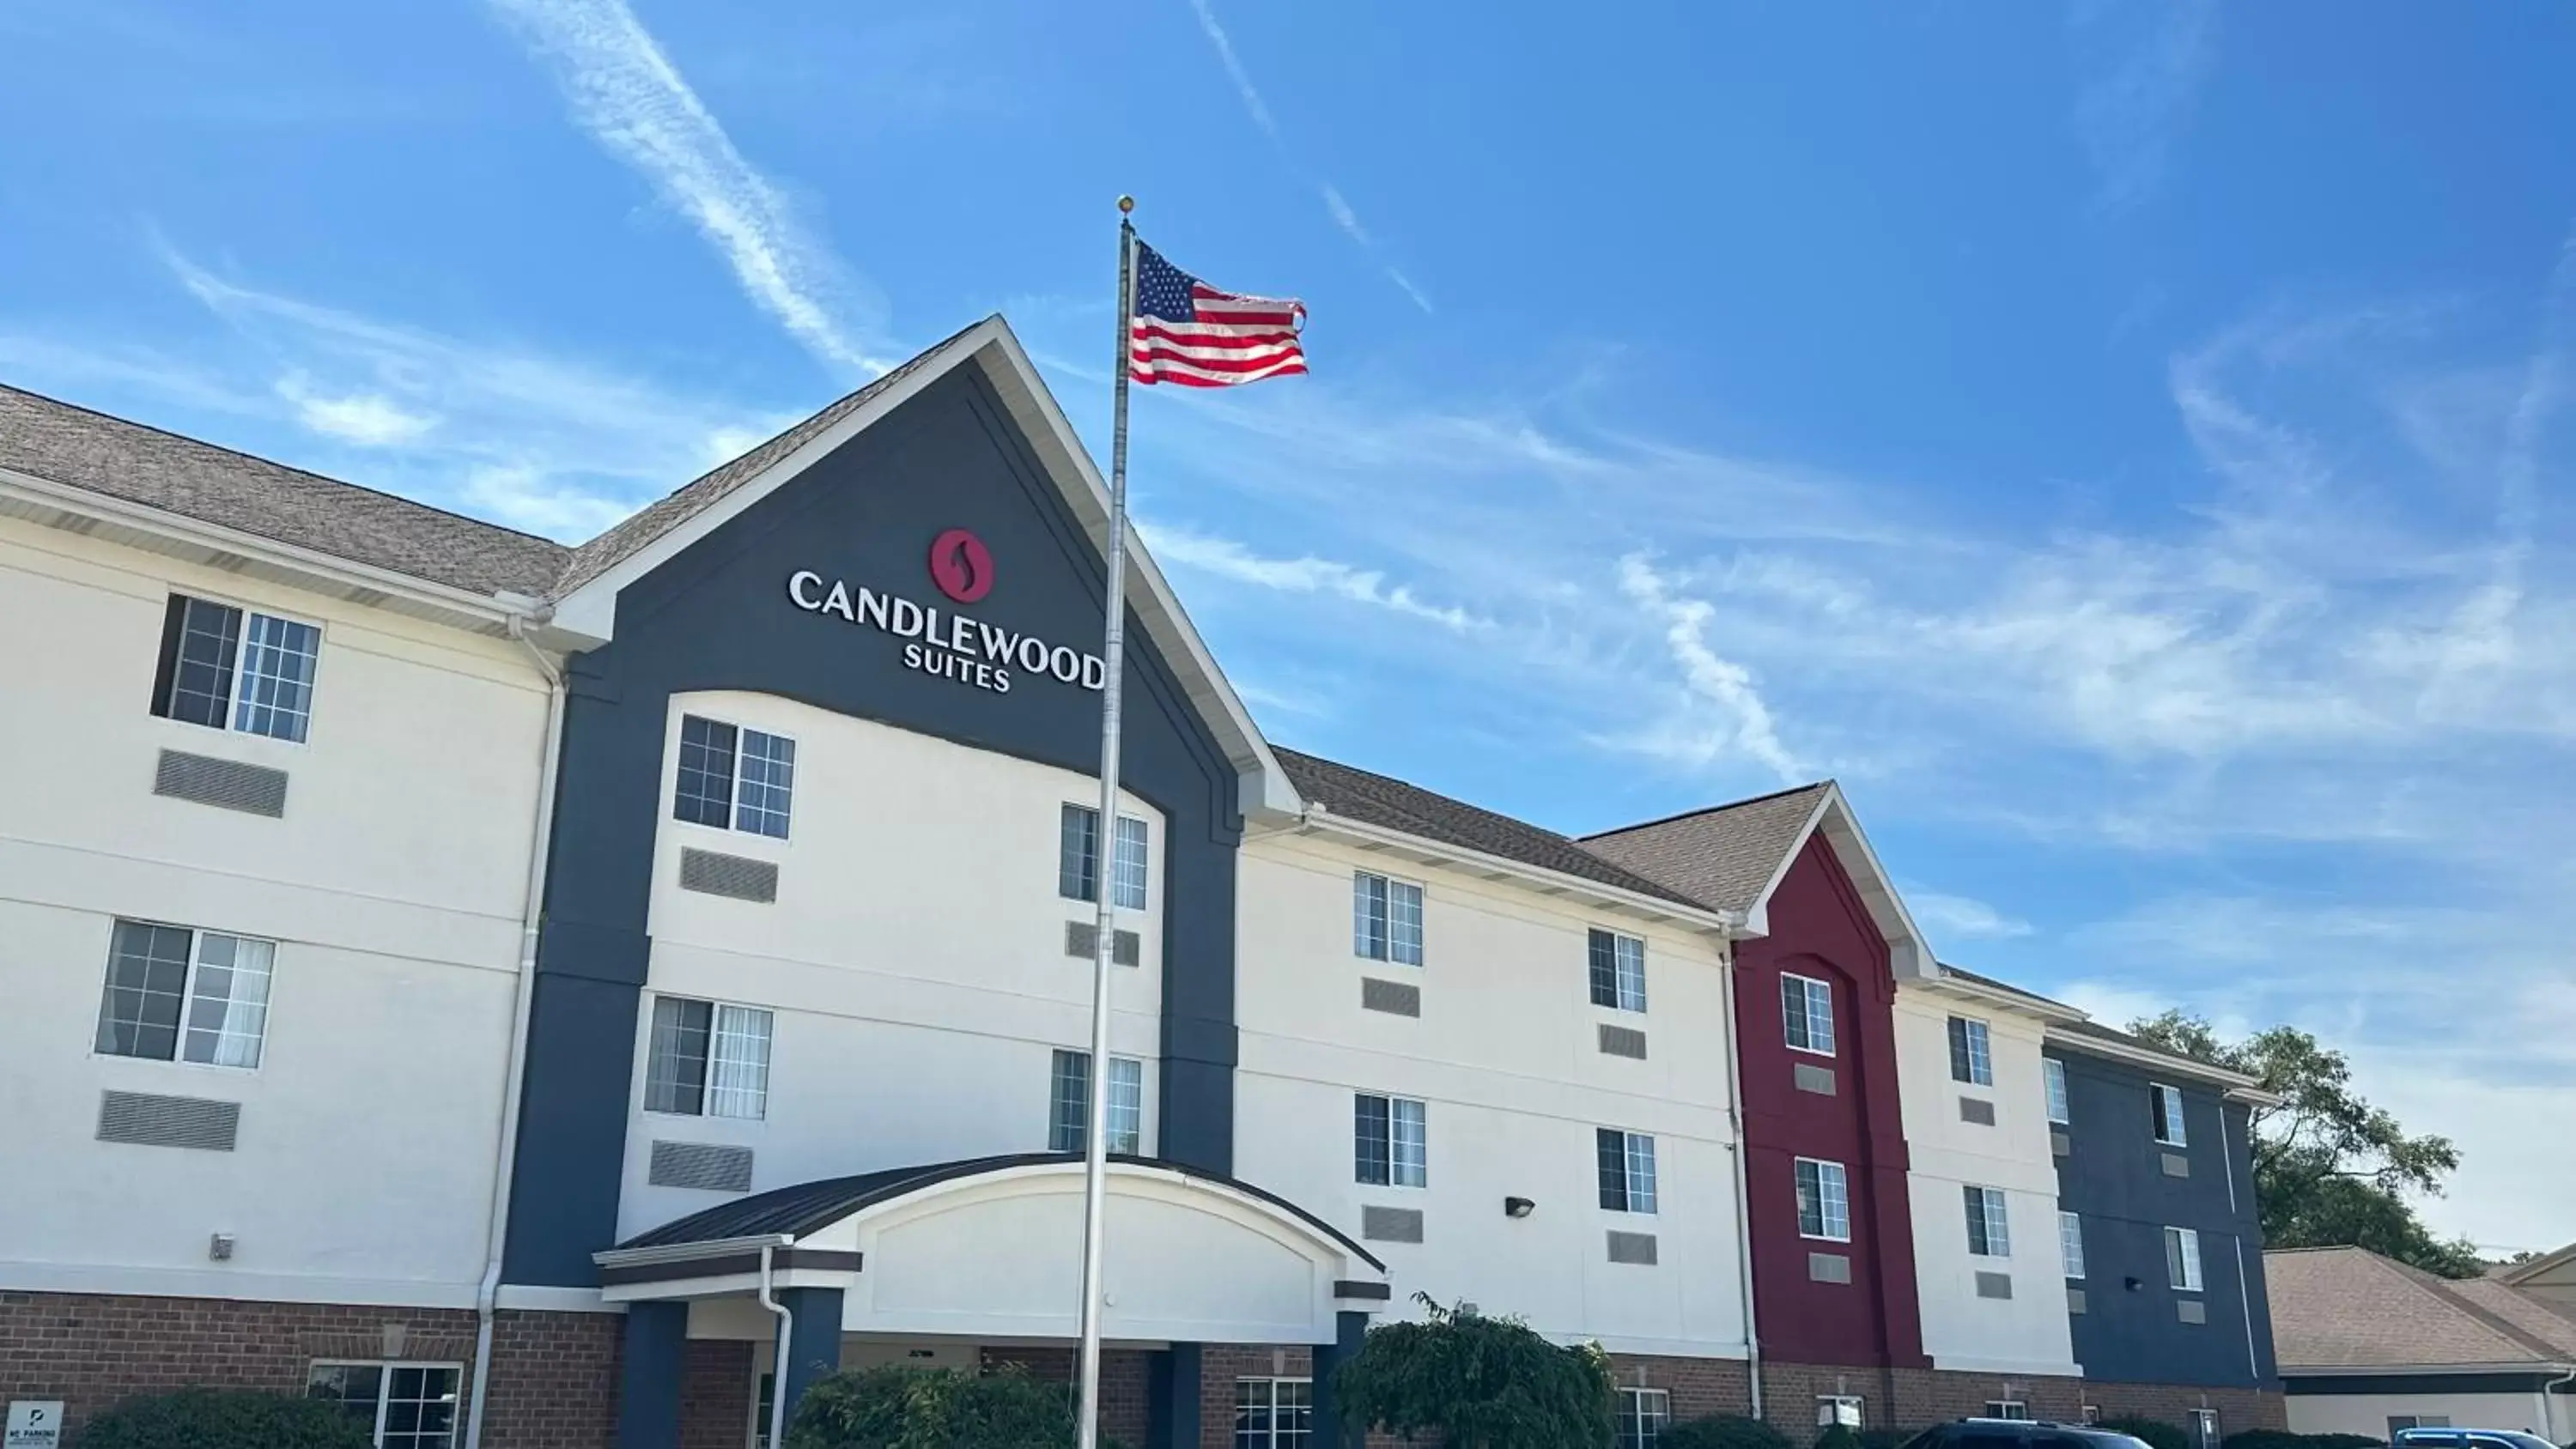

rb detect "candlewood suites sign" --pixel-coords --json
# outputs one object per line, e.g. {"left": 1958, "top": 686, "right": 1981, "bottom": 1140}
{"left": 787, "top": 528, "right": 1104, "bottom": 696}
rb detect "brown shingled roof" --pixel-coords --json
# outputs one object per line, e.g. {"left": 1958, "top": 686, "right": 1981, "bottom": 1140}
{"left": 0, "top": 382, "right": 569, "bottom": 597}
{"left": 1577, "top": 782, "right": 1833, "bottom": 916}
{"left": 2267, "top": 1246, "right": 2576, "bottom": 1371}
{"left": 1273, "top": 748, "right": 1712, "bottom": 912}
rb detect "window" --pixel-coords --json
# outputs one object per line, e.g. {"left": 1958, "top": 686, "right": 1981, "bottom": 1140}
{"left": 1353, "top": 871, "right": 1425, "bottom": 966}
{"left": 673, "top": 715, "right": 796, "bottom": 839}
{"left": 1589, "top": 930, "right": 1649, "bottom": 1012}
{"left": 307, "top": 1362, "right": 461, "bottom": 1449}
{"left": 2058, "top": 1211, "right": 2087, "bottom": 1280}
{"left": 1059, "top": 804, "right": 1149, "bottom": 910}
{"left": 1983, "top": 1402, "right": 2031, "bottom": 1422}
{"left": 754, "top": 1372, "right": 775, "bottom": 1449}
{"left": 151, "top": 594, "right": 322, "bottom": 743}
{"left": 1597, "top": 1128, "right": 1659, "bottom": 1214}
{"left": 1049, "top": 1049, "right": 1143, "bottom": 1155}
{"left": 1795, "top": 1158, "right": 1851, "bottom": 1241}
{"left": 2164, "top": 1225, "right": 2204, "bottom": 1292}
{"left": 94, "top": 919, "right": 274, "bottom": 1069}
{"left": 1947, "top": 1016, "right": 1993, "bottom": 1086}
{"left": 1355, "top": 1094, "right": 1428, "bottom": 1187}
{"left": 2044, "top": 1058, "right": 2069, "bottom": 1125}
{"left": 1962, "top": 1185, "right": 2011, "bottom": 1258}
{"left": 2190, "top": 1409, "right": 2220, "bottom": 1449}
{"left": 1235, "top": 1378, "right": 1312, "bottom": 1448}
{"left": 1818, "top": 1397, "right": 1863, "bottom": 1429}
{"left": 1782, "top": 973, "right": 1836, "bottom": 1056}
{"left": 2152, "top": 1082, "right": 2189, "bottom": 1146}
{"left": 643, "top": 996, "right": 773, "bottom": 1119}
{"left": 1618, "top": 1388, "right": 1671, "bottom": 1449}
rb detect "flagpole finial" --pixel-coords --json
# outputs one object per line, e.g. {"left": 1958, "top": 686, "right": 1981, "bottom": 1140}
{"left": 1116, "top": 195, "right": 1134, "bottom": 215}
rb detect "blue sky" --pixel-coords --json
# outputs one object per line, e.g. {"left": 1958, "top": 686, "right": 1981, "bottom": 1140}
{"left": 3, "top": 1, "right": 2571, "bottom": 1250}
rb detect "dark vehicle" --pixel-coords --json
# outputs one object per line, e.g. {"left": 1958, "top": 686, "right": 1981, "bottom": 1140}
{"left": 1901, "top": 1419, "right": 2159, "bottom": 1449}
{"left": 2393, "top": 1430, "right": 2559, "bottom": 1449}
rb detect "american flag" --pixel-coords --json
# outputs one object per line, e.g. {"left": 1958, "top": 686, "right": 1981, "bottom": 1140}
{"left": 1128, "top": 239, "right": 1306, "bottom": 387}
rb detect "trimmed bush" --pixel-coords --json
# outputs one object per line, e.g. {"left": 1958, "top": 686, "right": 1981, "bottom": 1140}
{"left": 1817, "top": 1425, "right": 1865, "bottom": 1449}
{"left": 1663, "top": 1415, "right": 1799, "bottom": 1449}
{"left": 1330, "top": 1298, "right": 1617, "bottom": 1447}
{"left": 74, "top": 1389, "right": 377, "bottom": 1449}
{"left": 2098, "top": 1417, "right": 2192, "bottom": 1449}
{"left": 1858, "top": 1429, "right": 1920, "bottom": 1449}
{"left": 782, "top": 1365, "right": 1127, "bottom": 1449}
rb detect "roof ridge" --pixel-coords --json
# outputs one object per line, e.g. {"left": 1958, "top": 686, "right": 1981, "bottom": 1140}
{"left": 0, "top": 380, "right": 569, "bottom": 555}
{"left": 1577, "top": 779, "right": 1836, "bottom": 842}
{"left": 2370, "top": 1252, "right": 2567, "bottom": 1361}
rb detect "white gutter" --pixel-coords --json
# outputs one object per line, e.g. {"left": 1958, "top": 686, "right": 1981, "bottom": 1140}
{"left": 2047, "top": 1028, "right": 2274, "bottom": 1100}
{"left": 462, "top": 614, "right": 567, "bottom": 1449}
{"left": 1283, "top": 804, "right": 1747, "bottom": 939}
{"left": 1717, "top": 943, "right": 1763, "bottom": 1416}
{"left": 759, "top": 1244, "right": 793, "bottom": 1449}
{"left": 2539, "top": 1366, "right": 2574, "bottom": 1442}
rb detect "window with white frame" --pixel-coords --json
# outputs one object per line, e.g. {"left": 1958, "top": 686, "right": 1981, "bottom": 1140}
{"left": 2165, "top": 1225, "right": 2204, "bottom": 1292}
{"left": 1795, "top": 1157, "right": 1851, "bottom": 1241}
{"left": 1589, "top": 929, "right": 1648, "bottom": 1012}
{"left": 2044, "top": 1058, "right": 2070, "bottom": 1125}
{"left": 1234, "top": 1378, "right": 1311, "bottom": 1448}
{"left": 307, "top": 1361, "right": 461, "bottom": 1449}
{"left": 2190, "top": 1408, "right": 2220, "bottom": 1449}
{"left": 1818, "top": 1397, "right": 1863, "bottom": 1429}
{"left": 1617, "top": 1388, "right": 1671, "bottom": 1449}
{"left": 643, "top": 996, "right": 773, "bottom": 1119}
{"left": 1352, "top": 870, "right": 1425, "bottom": 966}
{"left": 1354, "top": 1093, "right": 1427, "bottom": 1187}
{"left": 1597, "top": 1128, "right": 1659, "bottom": 1214}
{"left": 1962, "top": 1185, "right": 2011, "bottom": 1258}
{"left": 1983, "top": 1402, "right": 2031, "bottom": 1422}
{"left": 151, "top": 593, "right": 323, "bottom": 743}
{"left": 1050, "top": 1049, "right": 1143, "bottom": 1155}
{"left": 1059, "top": 803, "right": 1148, "bottom": 910}
{"left": 1782, "top": 973, "right": 1836, "bottom": 1056}
{"left": 672, "top": 715, "right": 796, "bottom": 839}
{"left": 2152, "top": 1082, "right": 2190, "bottom": 1146}
{"left": 2059, "top": 1210, "right": 2087, "bottom": 1280}
{"left": 94, "top": 919, "right": 273, "bottom": 1069}
{"left": 1947, "top": 1016, "right": 1994, "bottom": 1086}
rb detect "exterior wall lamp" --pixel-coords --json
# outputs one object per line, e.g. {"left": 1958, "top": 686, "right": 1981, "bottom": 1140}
{"left": 1504, "top": 1197, "right": 1536, "bottom": 1218}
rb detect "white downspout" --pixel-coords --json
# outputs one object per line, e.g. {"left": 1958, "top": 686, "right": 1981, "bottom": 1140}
{"left": 760, "top": 1244, "right": 794, "bottom": 1449}
{"left": 462, "top": 615, "right": 567, "bottom": 1449}
{"left": 1718, "top": 939, "right": 1765, "bottom": 1420}
{"left": 2538, "top": 1365, "right": 2573, "bottom": 1443}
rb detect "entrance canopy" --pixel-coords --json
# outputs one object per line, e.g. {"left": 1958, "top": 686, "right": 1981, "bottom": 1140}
{"left": 594, "top": 1154, "right": 1388, "bottom": 1348}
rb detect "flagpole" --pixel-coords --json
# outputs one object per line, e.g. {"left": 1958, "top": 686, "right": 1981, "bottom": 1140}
{"left": 1074, "top": 194, "right": 1139, "bottom": 1449}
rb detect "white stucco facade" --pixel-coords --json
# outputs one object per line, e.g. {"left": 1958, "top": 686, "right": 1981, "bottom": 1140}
{"left": 1230, "top": 825, "right": 1750, "bottom": 1359}
{"left": 0, "top": 512, "right": 551, "bottom": 1308}
{"left": 1893, "top": 981, "right": 2080, "bottom": 1377}
{"left": 617, "top": 695, "right": 1172, "bottom": 1241}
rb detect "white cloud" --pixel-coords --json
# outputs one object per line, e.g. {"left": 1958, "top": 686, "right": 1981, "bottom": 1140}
{"left": 2069, "top": 0, "right": 2217, "bottom": 213}
{"left": 1141, "top": 520, "right": 1487, "bottom": 632}
{"left": 1181, "top": 0, "right": 1431, "bottom": 313}
{"left": 276, "top": 376, "right": 436, "bottom": 446}
{"left": 1907, "top": 889, "right": 2037, "bottom": 943}
{"left": 1604, "top": 555, "right": 1803, "bottom": 781}
{"left": 486, "top": 0, "right": 887, "bottom": 373}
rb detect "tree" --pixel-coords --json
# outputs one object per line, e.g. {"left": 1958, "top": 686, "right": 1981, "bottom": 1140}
{"left": 2128, "top": 1011, "right": 2482, "bottom": 1277}
{"left": 1330, "top": 1294, "right": 1619, "bottom": 1448}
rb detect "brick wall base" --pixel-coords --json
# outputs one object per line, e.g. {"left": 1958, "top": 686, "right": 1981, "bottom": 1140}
{"left": 0, "top": 1289, "right": 617, "bottom": 1448}
{"left": 2080, "top": 1380, "right": 2287, "bottom": 1433}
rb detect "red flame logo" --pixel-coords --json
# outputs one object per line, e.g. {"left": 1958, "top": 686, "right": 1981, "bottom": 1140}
{"left": 927, "top": 528, "right": 994, "bottom": 603}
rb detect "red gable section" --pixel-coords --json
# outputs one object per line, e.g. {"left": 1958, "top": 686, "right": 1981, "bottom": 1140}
{"left": 1734, "top": 832, "right": 1929, "bottom": 1371}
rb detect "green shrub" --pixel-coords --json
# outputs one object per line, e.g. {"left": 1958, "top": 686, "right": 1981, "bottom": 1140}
{"left": 2305, "top": 1437, "right": 2385, "bottom": 1449}
{"left": 2098, "top": 1417, "right": 2191, "bottom": 1449}
{"left": 1817, "top": 1425, "right": 1864, "bottom": 1449}
{"left": 75, "top": 1389, "right": 377, "bottom": 1449}
{"left": 782, "top": 1365, "right": 1126, "bottom": 1449}
{"left": 1330, "top": 1297, "right": 1617, "bottom": 1447}
{"left": 1663, "top": 1414, "right": 1798, "bottom": 1449}
{"left": 1857, "top": 1429, "right": 1920, "bottom": 1449}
